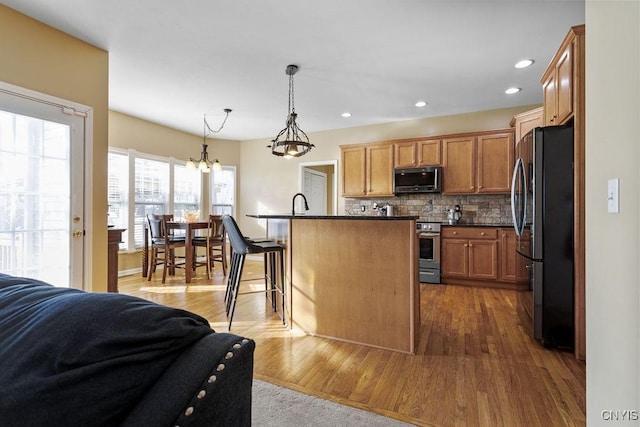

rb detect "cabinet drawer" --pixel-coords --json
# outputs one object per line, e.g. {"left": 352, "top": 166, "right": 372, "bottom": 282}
{"left": 442, "top": 227, "right": 497, "bottom": 240}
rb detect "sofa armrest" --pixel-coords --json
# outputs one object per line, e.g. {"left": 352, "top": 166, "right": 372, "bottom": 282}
{"left": 121, "top": 333, "right": 255, "bottom": 427}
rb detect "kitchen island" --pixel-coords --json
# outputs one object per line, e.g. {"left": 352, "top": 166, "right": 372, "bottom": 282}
{"left": 247, "top": 214, "right": 420, "bottom": 354}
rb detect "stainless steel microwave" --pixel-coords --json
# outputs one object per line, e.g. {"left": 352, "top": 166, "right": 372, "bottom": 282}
{"left": 393, "top": 166, "right": 442, "bottom": 194}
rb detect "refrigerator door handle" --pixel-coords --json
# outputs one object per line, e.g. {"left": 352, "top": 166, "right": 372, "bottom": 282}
{"left": 511, "top": 158, "right": 526, "bottom": 236}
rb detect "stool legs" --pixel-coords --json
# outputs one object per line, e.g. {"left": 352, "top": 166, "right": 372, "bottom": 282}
{"left": 224, "top": 249, "right": 287, "bottom": 330}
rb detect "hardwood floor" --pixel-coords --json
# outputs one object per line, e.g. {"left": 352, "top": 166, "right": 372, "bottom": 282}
{"left": 118, "top": 260, "right": 586, "bottom": 427}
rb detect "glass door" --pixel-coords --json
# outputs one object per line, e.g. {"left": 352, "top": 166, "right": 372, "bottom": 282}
{"left": 0, "top": 88, "right": 86, "bottom": 288}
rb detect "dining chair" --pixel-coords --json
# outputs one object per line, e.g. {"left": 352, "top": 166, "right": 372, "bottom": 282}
{"left": 192, "top": 215, "right": 227, "bottom": 279}
{"left": 146, "top": 214, "right": 186, "bottom": 283}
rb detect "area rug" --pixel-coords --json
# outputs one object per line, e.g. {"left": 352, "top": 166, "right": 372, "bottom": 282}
{"left": 252, "top": 379, "right": 414, "bottom": 426}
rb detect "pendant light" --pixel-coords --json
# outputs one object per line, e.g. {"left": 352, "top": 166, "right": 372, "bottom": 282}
{"left": 269, "top": 64, "right": 314, "bottom": 158}
{"left": 187, "top": 109, "right": 231, "bottom": 173}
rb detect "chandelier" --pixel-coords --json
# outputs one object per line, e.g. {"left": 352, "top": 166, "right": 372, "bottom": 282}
{"left": 269, "top": 64, "right": 314, "bottom": 158}
{"left": 187, "top": 109, "right": 231, "bottom": 173}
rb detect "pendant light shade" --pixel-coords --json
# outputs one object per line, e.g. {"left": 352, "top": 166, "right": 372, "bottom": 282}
{"left": 269, "top": 65, "right": 314, "bottom": 158}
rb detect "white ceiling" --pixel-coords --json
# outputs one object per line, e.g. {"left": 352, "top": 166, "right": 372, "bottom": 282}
{"left": 4, "top": 0, "right": 585, "bottom": 141}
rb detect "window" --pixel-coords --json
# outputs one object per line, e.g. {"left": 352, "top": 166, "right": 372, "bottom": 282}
{"left": 134, "top": 156, "right": 169, "bottom": 247}
{"left": 107, "top": 148, "right": 204, "bottom": 251}
{"left": 107, "top": 151, "right": 129, "bottom": 248}
{"left": 211, "top": 166, "right": 236, "bottom": 215}
{"left": 173, "top": 164, "right": 201, "bottom": 219}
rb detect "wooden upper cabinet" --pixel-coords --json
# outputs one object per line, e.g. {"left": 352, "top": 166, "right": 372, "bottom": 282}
{"left": 394, "top": 141, "right": 418, "bottom": 168}
{"left": 442, "top": 136, "right": 475, "bottom": 194}
{"left": 477, "top": 132, "right": 514, "bottom": 193}
{"left": 443, "top": 130, "right": 514, "bottom": 195}
{"left": 556, "top": 43, "right": 574, "bottom": 124}
{"left": 341, "top": 145, "right": 366, "bottom": 196}
{"left": 393, "top": 139, "right": 441, "bottom": 167}
{"left": 341, "top": 143, "right": 393, "bottom": 197}
{"left": 542, "top": 33, "right": 575, "bottom": 126}
{"left": 366, "top": 144, "right": 394, "bottom": 196}
{"left": 511, "top": 107, "right": 543, "bottom": 143}
{"left": 542, "top": 72, "right": 557, "bottom": 126}
{"left": 417, "top": 139, "right": 441, "bottom": 166}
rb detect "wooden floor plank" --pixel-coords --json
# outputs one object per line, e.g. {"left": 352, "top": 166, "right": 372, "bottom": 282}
{"left": 118, "top": 259, "right": 585, "bottom": 426}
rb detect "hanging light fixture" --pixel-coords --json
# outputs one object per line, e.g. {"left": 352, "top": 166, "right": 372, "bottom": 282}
{"left": 187, "top": 108, "right": 231, "bottom": 173}
{"left": 268, "top": 64, "right": 314, "bottom": 158}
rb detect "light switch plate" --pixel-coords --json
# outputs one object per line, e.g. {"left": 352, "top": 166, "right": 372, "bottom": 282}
{"left": 607, "top": 178, "right": 619, "bottom": 213}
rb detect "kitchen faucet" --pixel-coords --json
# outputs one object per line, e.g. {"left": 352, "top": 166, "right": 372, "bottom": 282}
{"left": 291, "top": 193, "right": 309, "bottom": 215}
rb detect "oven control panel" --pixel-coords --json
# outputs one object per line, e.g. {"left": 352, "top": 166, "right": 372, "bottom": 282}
{"left": 416, "top": 222, "right": 441, "bottom": 233}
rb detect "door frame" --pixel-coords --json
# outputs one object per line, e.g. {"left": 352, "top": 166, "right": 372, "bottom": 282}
{"left": 298, "top": 160, "right": 338, "bottom": 215}
{"left": 0, "top": 81, "right": 94, "bottom": 289}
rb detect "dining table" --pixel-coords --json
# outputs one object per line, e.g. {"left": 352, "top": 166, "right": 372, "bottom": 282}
{"left": 142, "top": 220, "right": 209, "bottom": 284}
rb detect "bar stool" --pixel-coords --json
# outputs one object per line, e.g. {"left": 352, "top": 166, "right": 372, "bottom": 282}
{"left": 222, "top": 215, "right": 286, "bottom": 330}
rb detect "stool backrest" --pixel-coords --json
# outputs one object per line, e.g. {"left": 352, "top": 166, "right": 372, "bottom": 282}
{"left": 222, "top": 215, "right": 251, "bottom": 255}
{"left": 147, "top": 214, "right": 164, "bottom": 241}
{"left": 209, "top": 215, "right": 225, "bottom": 240}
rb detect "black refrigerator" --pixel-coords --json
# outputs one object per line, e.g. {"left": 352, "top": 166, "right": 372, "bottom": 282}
{"left": 511, "top": 125, "right": 574, "bottom": 350}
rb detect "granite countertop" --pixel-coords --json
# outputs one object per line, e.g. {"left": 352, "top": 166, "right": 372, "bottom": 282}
{"left": 247, "top": 214, "right": 419, "bottom": 221}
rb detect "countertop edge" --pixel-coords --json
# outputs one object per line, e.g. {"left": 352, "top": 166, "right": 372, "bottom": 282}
{"left": 246, "top": 214, "right": 419, "bottom": 220}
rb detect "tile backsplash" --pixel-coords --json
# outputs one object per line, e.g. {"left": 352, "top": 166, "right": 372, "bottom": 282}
{"left": 344, "top": 193, "right": 513, "bottom": 224}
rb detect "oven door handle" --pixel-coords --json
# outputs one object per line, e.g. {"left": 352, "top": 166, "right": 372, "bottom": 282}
{"left": 419, "top": 232, "right": 440, "bottom": 238}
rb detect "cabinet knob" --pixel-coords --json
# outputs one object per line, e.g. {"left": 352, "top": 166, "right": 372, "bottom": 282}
{"left": 453, "top": 231, "right": 457, "bottom": 235}
{"left": 464, "top": 244, "right": 468, "bottom": 247}
{"left": 470, "top": 186, "right": 474, "bottom": 189}
{"left": 469, "top": 243, "right": 473, "bottom": 247}
{"left": 481, "top": 232, "right": 485, "bottom": 236}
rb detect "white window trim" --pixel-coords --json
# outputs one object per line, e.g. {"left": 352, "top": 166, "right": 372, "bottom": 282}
{"left": 108, "top": 147, "right": 203, "bottom": 253}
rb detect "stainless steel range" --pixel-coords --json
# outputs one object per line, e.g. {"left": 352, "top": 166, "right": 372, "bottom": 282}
{"left": 416, "top": 221, "right": 441, "bottom": 284}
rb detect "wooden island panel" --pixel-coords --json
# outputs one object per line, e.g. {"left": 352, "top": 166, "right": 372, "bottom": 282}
{"left": 289, "top": 218, "right": 419, "bottom": 354}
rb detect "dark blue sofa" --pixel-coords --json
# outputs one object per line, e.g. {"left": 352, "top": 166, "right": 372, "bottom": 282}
{"left": 0, "top": 273, "right": 255, "bottom": 426}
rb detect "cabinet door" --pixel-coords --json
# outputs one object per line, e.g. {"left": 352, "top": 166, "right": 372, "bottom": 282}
{"left": 366, "top": 144, "right": 394, "bottom": 196}
{"left": 468, "top": 239, "right": 498, "bottom": 280}
{"left": 477, "top": 132, "right": 514, "bottom": 193}
{"left": 417, "top": 139, "right": 441, "bottom": 166}
{"left": 556, "top": 42, "right": 573, "bottom": 125}
{"left": 394, "top": 141, "right": 417, "bottom": 168}
{"left": 500, "top": 229, "right": 519, "bottom": 282}
{"left": 441, "top": 239, "right": 469, "bottom": 277}
{"left": 442, "top": 136, "right": 475, "bottom": 194}
{"left": 542, "top": 72, "right": 557, "bottom": 126}
{"left": 341, "top": 146, "right": 366, "bottom": 196}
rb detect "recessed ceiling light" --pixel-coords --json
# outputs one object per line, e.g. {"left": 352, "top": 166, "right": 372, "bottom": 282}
{"left": 341, "top": 112, "right": 352, "bottom": 118}
{"left": 415, "top": 101, "right": 427, "bottom": 107}
{"left": 515, "top": 59, "right": 534, "bottom": 69}
{"left": 505, "top": 87, "right": 521, "bottom": 95}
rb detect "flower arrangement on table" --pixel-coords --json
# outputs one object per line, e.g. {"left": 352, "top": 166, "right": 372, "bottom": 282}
{"left": 182, "top": 209, "right": 200, "bottom": 222}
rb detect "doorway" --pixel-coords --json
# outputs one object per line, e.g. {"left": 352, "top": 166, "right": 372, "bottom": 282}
{"left": 0, "top": 83, "right": 91, "bottom": 288}
{"left": 299, "top": 161, "right": 337, "bottom": 215}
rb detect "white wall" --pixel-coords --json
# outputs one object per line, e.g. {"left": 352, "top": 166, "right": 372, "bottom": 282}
{"left": 585, "top": 1, "right": 640, "bottom": 425}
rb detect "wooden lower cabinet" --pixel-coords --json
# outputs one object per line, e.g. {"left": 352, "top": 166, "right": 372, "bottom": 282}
{"left": 500, "top": 229, "right": 530, "bottom": 283}
{"left": 441, "top": 226, "right": 528, "bottom": 290}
